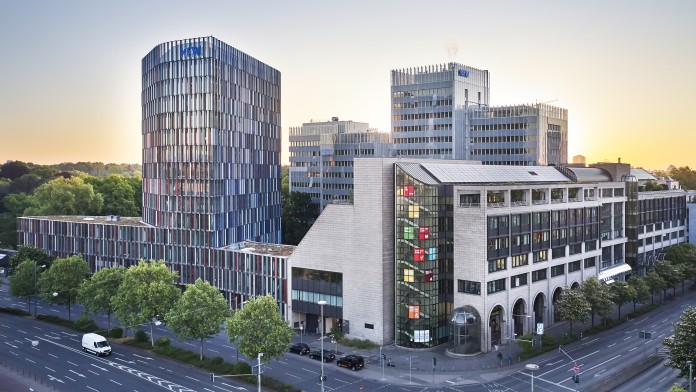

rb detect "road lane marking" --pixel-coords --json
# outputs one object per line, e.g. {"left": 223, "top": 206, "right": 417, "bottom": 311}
{"left": 48, "top": 353, "right": 58, "bottom": 359}
{"left": 513, "top": 373, "right": 575, "bottom": 391}
{"left": 68, "top": 361, "right": 78, "bottom": 367}
{"left": 69, "top": 369, "right": 86, "bottom": 378}
{"left": 284, "top": 373, "right": 301, "bottom": 379}
{"left": 25, "top": 358, "right": 36, "bottom": 363}
{"left": 185, "top": 375, "right": 199, "bottom": 381}
{"left": 608, "top": 343, "right": 616, "bottom": 347}
{"left": 88, "top": 370, "right": 100, "bottom": 375}
{"left": 18, "top": 329, "right": 27, "bottom": 334}
{"left": 207, "top": 348, "right": 220, "bottom": 353}
{"left": 629, "top": 347, "right": 638, "bottom": 352}
{"left": 623, "top": 336, "right": 631, "bottom": 340}
{"left": 580, "top": 354, "right": 621, "bottom": 373}
{"left": 65, "top": 376, "right": 76, "bottom": 382}
{"left": 86, "top": 386, "right": 99, "bottom": 392}
{"left": 626, "top": 328, "right": 638, "bottom": 334}
{"left": 539, "top": 350, "right": 599, "bottom": 377}
{"left": 110, "top": 379, "right": 122, "bottom": 385}
{"left": 45, "top": 367, "right": 55, "bottom": 372}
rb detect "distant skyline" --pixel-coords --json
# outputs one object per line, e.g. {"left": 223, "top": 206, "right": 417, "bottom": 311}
{"left": 1, "top": 0, "right": 694, "bottom": 170}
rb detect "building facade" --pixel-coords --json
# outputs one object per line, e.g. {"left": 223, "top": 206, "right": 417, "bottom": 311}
{"left": 288, "top": 158, "right": 687, "bottom": 352}
{"left": 288, "top": 118, "right": 392, "bottom": 210}
{"left": 18, "top": 37, "right": 288, "bottom": 312}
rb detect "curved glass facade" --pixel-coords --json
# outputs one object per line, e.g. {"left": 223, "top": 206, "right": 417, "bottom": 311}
{"left": 394, "top": 165, "right": 453, "bottom": 347}
{"left": 141, "top": 37, "right": 281, "bottom": 248}
{"left": 448, "top": 306, "right": 481, "bottom": 354}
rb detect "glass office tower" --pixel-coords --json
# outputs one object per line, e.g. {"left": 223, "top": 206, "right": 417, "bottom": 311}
{"left": 141, "top": 36, "right": 282, "bottom": 252}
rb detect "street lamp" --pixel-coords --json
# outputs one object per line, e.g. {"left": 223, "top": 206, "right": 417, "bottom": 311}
{"left": 687, "top": 360, "right": 693, "bottom": 392}
{"left": 526, "top": 363, "right": 539, "bottom": 391}
{"left": 318, "top": 299, "right": 327, "bottom": 392}
{"left": 33, "top": 262, "right": 46, "bottom": 317}
{"left": 257, "top": 352, "right": 263, "bottom": 392}
{"left": 508, "top": 313, "right": 532, "bottom": 360}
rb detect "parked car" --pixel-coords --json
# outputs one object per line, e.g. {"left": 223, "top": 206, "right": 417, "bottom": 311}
{"left": 336, "top": 354, "right": 364, "bottom": 371}
{"left": 289, "top": 343, "right": 310, "bottom": 355}
{"left": 308, "top": 350, "right": 335, "bottom": 362}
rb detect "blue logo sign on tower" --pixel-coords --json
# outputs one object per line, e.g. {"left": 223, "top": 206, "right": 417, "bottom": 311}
{"left": 458, "top": 69, "right": 470, "bottom": 77}
{"left": 180, "top": 46, "right": 201, "bottom": 58}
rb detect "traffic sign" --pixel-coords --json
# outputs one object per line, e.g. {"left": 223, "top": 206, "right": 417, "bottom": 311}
{"left": 573, "top": 364, "right": 580, "bottom": 372}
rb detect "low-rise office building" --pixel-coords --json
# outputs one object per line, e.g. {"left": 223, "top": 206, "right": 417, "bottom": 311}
{"left": 288, "top": 158, "right": 687, "bottom": 353}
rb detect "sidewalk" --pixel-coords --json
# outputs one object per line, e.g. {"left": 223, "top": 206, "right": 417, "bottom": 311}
{"left": 300, "top": 285, "right": 696, "bottom": 386}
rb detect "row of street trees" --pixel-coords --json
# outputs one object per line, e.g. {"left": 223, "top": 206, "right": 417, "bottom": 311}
{"left": 8, "top": 251, "right": 293, "bottom": 363}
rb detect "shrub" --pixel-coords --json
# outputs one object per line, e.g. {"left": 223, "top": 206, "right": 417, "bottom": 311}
{"left": 134, "top": 329, "right": 149, "bottom": 343}
{"left": 73, "top": 313, "right": 98, "bottom": 332}
{"left": 109, "top": 327, "right": 123, "bottom": 338}
{"left": 155, "top": 337, "right": 170, "bottom": 348}
{"left": 0, "top": 307, "right": 31, "bottom": 316}
{"left": 210, "top": 356, "right": 224, "bottom": 366}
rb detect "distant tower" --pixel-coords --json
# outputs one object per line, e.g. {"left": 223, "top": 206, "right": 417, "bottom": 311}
{"left": 572, "top": 155, "right": 586, "bottom": 166}
{"left": 141, "top": 37, "right": 282, "bottom": 248}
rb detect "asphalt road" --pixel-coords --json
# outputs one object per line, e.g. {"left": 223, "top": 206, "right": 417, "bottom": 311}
{"left": 1, "top": 280, "right": 693, "bottom": 391}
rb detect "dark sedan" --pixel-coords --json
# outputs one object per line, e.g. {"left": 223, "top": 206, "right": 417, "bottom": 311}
{"left": 336, "top": 354, "right": 364, "bottom": 370}
{"left": 289, "top": 343, "right": 310, "bottom": 355}
{"left": 308, "top": 350, "right": 335, "bottom": 362}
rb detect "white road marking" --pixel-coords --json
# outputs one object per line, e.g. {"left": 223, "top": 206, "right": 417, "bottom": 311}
{"left": 623, "top": 336, "right": 631, "bottom": 341}
{"left": 68, "top": 361, "right": 79, "bottom": 367}
{"left": 45, "top": 367, "right": 55, "bottom": 372}
{"left": 629, "top": 347, "right": 638, "bottom": 352}
{"left": 185, "top": 375, "right": 199, "bottom": 381}
{"left": 284, "top": 373, "right": 301, "bottom": 379}
{"left": 608, "top": 343, "right": 616, "bottom": 347}
{"left": 48, "top": 353, "right": 58, "bottom": 359}
{"left": 539, "top": 350, "right": 599, "bottom": 377}
{"left": 580, "top": 355, "right": 621, "bottom": 374}
{"left": 25, "top": 358, "right": 36, "bottom": 363}
{"left": 110, "top": 379, "right": 122, "bottom": 385}
{"left": 65, "top": 376, "right": 76, "bottom": 382}
{"left": 88, "top": 370, "right": 100, "bottom": 375}
{"left": 69, "top": 369, "right": 86, "bottom": 378}
{"left": 86, "top": 386, "right": 99, "bottom": 392}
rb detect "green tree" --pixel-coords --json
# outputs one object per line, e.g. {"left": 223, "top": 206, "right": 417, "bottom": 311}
{"left": 85, "top": 174, "right": 139, "bottom": 216}
{"left": 24, "top": 177, "right": 103, "bottom": 216}
{"left": 225, "top": 295, "right": 294, "bottom": 364}
{"left": 7, "top": 260, "right": 43, "bottom": 313}
{"left": 664, "top": 306, "right": 696, "bottom": 379}
{"left": 8, "top": 246, "right": 52, "bottom": 273}
{"left": 77, "top": 266, "right": 126, "bottom": 332}
{"left": 554, "top": 288, "right": 591, "bottom": 336}
{"left": 167, "top": 278, "right": 230, "bottom": 360}
{"left": 609, "top": 281, "right": 635, "bottom": 320}
{"left": 112, "top": 260, "right": 180, "bottom": 347}
{"left": 655, "top": 261, "right": 684, "bottom": 297}
{"left": 627, "top": 276, "right": 651, "bottom": 312}
{"left": 669, "top": 166, "right": 696, "bottom": 190}
{"left": 38, "top": 255, "right": 90, "bottom": 321}
{"left": 669, "top": 385, "right": 687, "bottom": 392}
{"left": 581, "top": 277, "right": 614, "bottom": 326}
{"left": 644, "top": 271, "right": 667, "bottom": 304}
{"left": 0, "top": 161, "right": 31, "bottom": 181}
{"left": 10, "top": 173, "right": 44, "bottom": 194}
{"left": 281, "top": 190, "right": 318, "bottom": 245}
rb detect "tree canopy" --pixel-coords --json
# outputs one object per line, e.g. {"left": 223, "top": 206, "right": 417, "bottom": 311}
{"left": 581, "top": 277, "right": 614, "bottom": 326}
{"left": 38, "top": 255, "right": 90, "bottom": 320}
{"left": 609, "top": 281, "right": 635, "bottom": 320}
{"left": 8, "top": 259, "right": 44, "bottom": 312}
{"left": 77, "top": 266, "right": 126, "bottom": 331}
{"left": 8, "top": 245, "right": 53, "bottom": 272}
{"left": 24, "top": 177, "right": 103, "bottom": 216}
{"left": 167, "top": 278, "right": 230, "bottom": 360}
{"left": 112, "top": 260, "right": 180, "bottom": 346}
{"left": 225, "top": 295, "right": 294, "bottom": 364}
{"left": 554, "top": 288, "right": 591, "bottom": 336}
{"left": 281, "top": 189, "right": 318, "bottom": 245}
{"left": 664, "top": 306, "right": 696, "bottom": 379}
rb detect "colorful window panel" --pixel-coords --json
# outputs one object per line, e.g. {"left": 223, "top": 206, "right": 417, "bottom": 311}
{"left": 424, "top": 270, "right": 433, "bottom": 282}
{"left": 404, "top": 185, "right": 414, "bottom": 197}
{"left": 427, "top": 247, "right": 437, "bottom": 260}
{"left": 414, "top": 248, "right": 425, "bottom": 261}
{"left": 404, "top": 269, "right": 414, "bottom": 282}
{"left": 408, "top": 305, "right": 420, "bottom": 319}
{"left": 408, "top": 204, "right": 420, "bottom": 218}
{"left": 404, "top": 226, "right": 414, "bottom": 239}
{"left": 419, "top": 226, "right": 430, "bottom": 240}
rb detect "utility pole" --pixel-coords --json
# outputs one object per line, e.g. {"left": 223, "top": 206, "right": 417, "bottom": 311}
{"left": 257, "top": 353, "right": 263, "bottom": 392}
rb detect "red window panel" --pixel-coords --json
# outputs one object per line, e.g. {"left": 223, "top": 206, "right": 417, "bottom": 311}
{"left": 419, "top": 226, "right": 430, "bottom": 240}
{"left": 414, "top": 248, "right": 425, "bottom": 262}
{"left": 404, "top": 185, "right": 414, "bottom": 197}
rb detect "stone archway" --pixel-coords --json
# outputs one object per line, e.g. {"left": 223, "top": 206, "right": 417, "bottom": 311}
{"left": 489, "top": 305, "right": 504, "bottom": 348}
{"left": 552, "top": 287, "right": 563, "bottom": 323}
{"left": 511, "top": 298, "right": 528, "bottom": 338}
{"left": 533, "top": 293, "right": 546, "bottom": 333}
{"left": 571, "top": 282, "right": 580, "bottom": 289}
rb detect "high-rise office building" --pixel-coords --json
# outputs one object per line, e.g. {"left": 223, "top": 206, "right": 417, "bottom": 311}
{"left": 391, "top": 62, "right": 567, "bottom": 166}
{"left": 18, "top": 37, "right": 287, "bottom": 311}
{"left": 288, "top": 118, "right": 392, "bottom": 210}
{"left": 141, "top": 36, "right": 282, "bottom": 247}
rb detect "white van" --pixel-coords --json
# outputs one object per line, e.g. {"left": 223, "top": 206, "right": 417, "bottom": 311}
{"left": 81, "top": 333, "right": 112, "bottom": 356}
